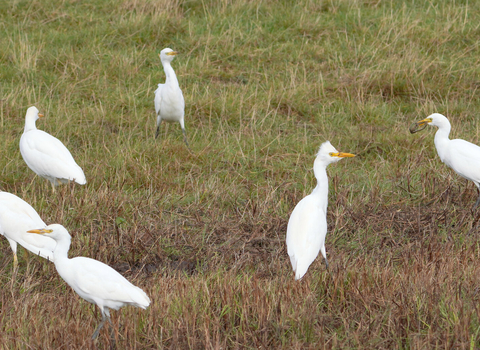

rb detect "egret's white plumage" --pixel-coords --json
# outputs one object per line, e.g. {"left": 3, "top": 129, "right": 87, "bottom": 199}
{"left": 0, "top": 191, "right": 55, "bottom": 267}
{"left": 20, "top": 106, "right": 86, "bottom": 188}
{"left": 28, "top": 224, "right": 150, "bottom": 339}
{"left": 286, "top": 141, "right": 355, "bottom": 280}
{"left": 154, "top": 48, "right": 189, "bottom": 147}
{"left": 412, "top": 113, "right": 480, "bottom": 208}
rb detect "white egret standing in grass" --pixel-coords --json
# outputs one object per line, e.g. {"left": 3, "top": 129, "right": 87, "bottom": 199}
{"left": 28, "top": 224, "right": 151, "bottom": 339}
{"left": 286, "top": 141, "right": 355, "bottom": 280}
{"left": 411, "top": 113, "right": 480, "bottom": 208}
{"left": 154, "top": 48, "right": 189, "bottom": 147}
{"left": 0, "top": 191, "right": 55, "bottom": 269}
{"left": 20, "top": 106, "right": 86, "bottom": 190}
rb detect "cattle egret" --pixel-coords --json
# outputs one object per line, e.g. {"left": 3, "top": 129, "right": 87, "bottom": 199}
{"left": 20, "top": 106, "right": 86, "bottom": 190}
{"left": 28, "top": 224, "right": 150, "bottom": 339}
{"left": 154, "top": 48, "right": 189, "bottom": 147}
{"left": 411, "top": 113, "right": 480, "bottom": 208}
{"left": 0, "top": 191, "right": 55, "bottom": 269}
{"left": 286, "top": 141, "right": 355, "bottom": 280}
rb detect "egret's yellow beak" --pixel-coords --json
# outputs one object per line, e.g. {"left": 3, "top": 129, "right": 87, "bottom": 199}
{"left": 38, "top": 113, "right": 44, "bottom": 118}
{"left": 330, "top": 152, "right": 355, "bottom": 158}
{"left": 417, "top": 117, "right": 432, "bottom": 127}
{"left": 166, "top": 51, "right": 179, "bottom": 56}
{"left": 410, "top": 117, "right": 432, "bottom": 134}
{"left": 27, "top": 228, "right": 52, "bottom": 234}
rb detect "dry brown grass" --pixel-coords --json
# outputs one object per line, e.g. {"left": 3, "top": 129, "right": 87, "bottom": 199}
{"left": 2, "top": 176, "right": 480, "bottom": 348}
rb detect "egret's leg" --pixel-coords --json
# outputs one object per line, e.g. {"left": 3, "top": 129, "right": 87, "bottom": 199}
{"left": 50, "top": 181, "right": 56, "bottom": 193}
{"left": 182, "top": 128, "right": 190, "bottom": 148}
{"left": 179, "top": 119, "right": 189, "bottom": 148}
{"left": 320, "top": 245, "right": 329, "bottom": 269}
{"left": 92, "top": 313, "right": 107, "bottom": 340}
{"left": 106, "top": 313, "right": 116, "bottom": 345}
{"left": 10, "top": 253, "right": 19, "bottom": 286}
{"left": 7, "top": 239, "right": 18, "bottom": 273}
{"left": 474, "top": 192, "right": 480, "bottom": 209}
{"left": 155, "top": 117, "right": 162, "bottom": 139}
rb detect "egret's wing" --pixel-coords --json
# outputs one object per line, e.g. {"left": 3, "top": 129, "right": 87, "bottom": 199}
{"left": 0, "top": 192, "right": 44, "bottom": 223}
{"left": 443, "top": 139, "right": 480, "bottom": 185}
{"left": 154, "top": 84, "right": 164, "bottom": 115}
{"left": 178, "top": 86, "right": 185, "bottom": 109}
{"left": 3, "top": 212, "right": 55, "bottom": 259}
{"left": 67, "top": 257, "right": 150, "bottom": 308}
{"left": 21, "top": 130, "right": 73, "bottom": 162}
{"left": 163, "top": 85, "right": 185, "bottom": 111}
{"left": 286, "top": 195, "right": 327, "bottom": 279}
{"left": 0, "top": 192, "right": 55, "bottom": 260}
{"left": 20, "top": 130, "right": 86, "bottom": 184}
{"left": 155, "top": 77, "right": 185, "bottom": 120}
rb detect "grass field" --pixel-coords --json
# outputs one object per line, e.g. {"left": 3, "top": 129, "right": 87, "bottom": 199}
{"left": 1, "top": 0, "right": 480, "bottom": 348}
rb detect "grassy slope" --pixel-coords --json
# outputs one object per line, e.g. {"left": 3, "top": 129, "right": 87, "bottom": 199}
{"left": 1, "top": 0, "right": 480, "bottom": 348}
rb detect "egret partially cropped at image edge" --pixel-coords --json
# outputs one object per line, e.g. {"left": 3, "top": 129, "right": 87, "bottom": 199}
{"left": 154, "top": 48, "right": 189, "bottom": 147}
{"left": 28, "top": 224, "right": 150, "bottom": 339}
{"left": 286, "top": 141, "right": 355, "bottom": 280}
{"left": 0, "top": 191, "right": 55, "bottom": 271}
{"left": 20, "top": 106, "right": 86, "bottom": 190}
{"left": 410, "top": 113, "right": 480, "bottom": 208}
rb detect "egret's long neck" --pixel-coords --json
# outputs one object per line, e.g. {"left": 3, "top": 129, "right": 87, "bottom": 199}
{"left": 24, "top": 116, "right": 37, "bottom": 133}
{"left": 52, "top": 235, "right": 71, "bottom": 265}
{"left": 162, "top": 62, "right": 179, "bottom": 87}
{"left": 433, "top": 121, "right": 451, "bottom": 161}
{"left": 312, "top": 164, "right": 329, "bottom": 213}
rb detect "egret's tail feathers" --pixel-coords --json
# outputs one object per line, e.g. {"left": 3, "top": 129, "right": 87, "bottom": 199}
{"left": 75, "top": 176, "right": 87, "bottom": 185}
{"left": 294, "top": 260, "right": 311, "bottom": 280}
{"left": 130, "top": 286, "right": 151, "bottom": 309}
{"left": 71, "top": 167, "right": 86, "bottom": 185}
{"left": 289, "top": 255, "right": 307, "bottom": 280}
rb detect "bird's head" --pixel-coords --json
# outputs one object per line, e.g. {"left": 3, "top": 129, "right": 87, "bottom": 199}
{"left": 315, "top": 141, "right": 355, "bottom": 168}
{"left": 410, "top": 113, "right": 449, "bottom": 133}
{"left": 159, "top": 48, "right": 179, "bottom": 62}
{"left": 28, "top": 224, "right": 71, "bottom": 241}
{"left": 25, "top": 106, "right": 44, "bottom": 122}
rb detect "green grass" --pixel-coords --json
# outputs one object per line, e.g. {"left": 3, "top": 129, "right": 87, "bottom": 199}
{"left": 2, "top": 0, "right": 480, "bottom": 348}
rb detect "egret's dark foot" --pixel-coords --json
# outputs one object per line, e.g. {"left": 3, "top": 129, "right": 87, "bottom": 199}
{"left": 92, "top": 320, "right": 105, "bottom": 340}
{"left": 473, "top": 195, "right": 480, "bottom": 210}
{"left": 182, "top": 129, "right": 190, "bottom": 149}
{"left": 107, "top": 316, "right": 115, "bottom": 347}
{"left": 92, "top": 314, "right": 108, "bottom": 340}
{"left": 324, "top": 257, "right": 334, "bottom": 277}
{"left": 155, "top": 126, "right": 160, "bottom": 139}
